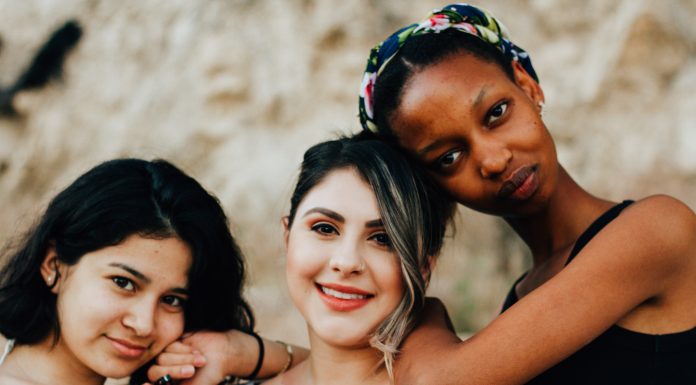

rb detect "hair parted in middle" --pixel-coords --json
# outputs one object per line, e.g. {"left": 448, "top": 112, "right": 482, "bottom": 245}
{"left": 287, "top": 131, "right": 455, "bottom": 376}
{"left": 0, "top": 158, "right": 254, "bottom": 385}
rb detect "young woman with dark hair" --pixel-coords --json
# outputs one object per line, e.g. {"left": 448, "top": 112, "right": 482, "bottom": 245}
{"left": 357, "top": 3, "right": 696, "bottom": 385}
{"left": 0, "top": 158, "right": 254, "bottom": 385}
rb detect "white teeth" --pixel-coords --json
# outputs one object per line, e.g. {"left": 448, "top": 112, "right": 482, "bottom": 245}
{"left": 321, "top": 286, "right": 368, "bottom": 300}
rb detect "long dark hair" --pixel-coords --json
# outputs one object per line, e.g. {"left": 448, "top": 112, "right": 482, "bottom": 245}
{"left": 0, "top": 158, "right": 254, "bottom": 381}
{"left": 288, "top": 131, "right": 454, "bottom": 376}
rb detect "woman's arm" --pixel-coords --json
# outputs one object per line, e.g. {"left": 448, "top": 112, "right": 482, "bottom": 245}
{"left": 146, "top": 330, "right": 309, "bottom": 384}
{"left": 396, "top": 196, "right": 696, "bottom": 385}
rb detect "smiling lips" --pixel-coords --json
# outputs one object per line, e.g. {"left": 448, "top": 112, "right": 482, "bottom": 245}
{"left": 497, "top": 165, "right": 539, "bottom": 200}
{"left": 316, "top": 283, "right": 374, "bottom": 311}
{"left": 107, "top": 336, "right": 148, "bottom": 359}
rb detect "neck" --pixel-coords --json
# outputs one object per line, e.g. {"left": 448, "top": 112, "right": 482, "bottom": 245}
{"left": 1, "top": 337, "right": 104, "bottom": 385}
{"left": 301, "top": 329, "right": 390, "bottom": 385}
{"left": 504, "top": 166, "right": 615, "bottom": 266}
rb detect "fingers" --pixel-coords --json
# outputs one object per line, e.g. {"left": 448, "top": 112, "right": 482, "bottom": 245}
{"left": 157, "top": 351, "right": 207, "bottom": 367}
{"left": 147, "top": 364, "right": 197, "bottom": 382}
{"left": 163, "top": 341, "right": 196, "bottom": 354}
{"left": 149, "top": 350, "right": 207, "bottom": 382}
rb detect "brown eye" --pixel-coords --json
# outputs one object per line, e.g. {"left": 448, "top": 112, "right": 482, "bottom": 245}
{"left": 437, "top": 150, "right": 462, "bottom": 169}
{"left": 312, "top": 223, "right": 338, "bottom": 235}
{"left": 370, "top": 232, "right": 392, "bottom": 248}
{"left": 112, "top": 276, "right": 135, "bottom": 292}
{"left": 162, "top": 295, "right": 186, "bottom": 309}
{"left": 487, "top": 102, "right": 508, "bottom": 125}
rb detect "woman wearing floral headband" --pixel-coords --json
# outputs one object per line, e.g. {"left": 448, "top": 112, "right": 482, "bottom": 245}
{"left": 358, "top": 3, "right": 696, "bottom": 385}
{"left": 144, "top": 3, "right": 695, "bottom": 385}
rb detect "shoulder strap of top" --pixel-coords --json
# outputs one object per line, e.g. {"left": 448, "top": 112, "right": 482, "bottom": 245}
{"left": 565, "top": 200, "right": 635, "bottom": 266}
{"left": 501, "top": 272, "right": 527, "bottom": 312}
{"left": 502, "top": 200, "right": 634, "bottom": 313}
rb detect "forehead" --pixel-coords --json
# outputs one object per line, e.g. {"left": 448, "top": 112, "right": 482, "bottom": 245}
{"left": 78, "top": 235, "right": 192, "bottom": 284}
{"left": 297, "top": 168, "right": 380, "bottom": 219}
{"left": 392, "top": 54, "right": 512, "bottom": 152}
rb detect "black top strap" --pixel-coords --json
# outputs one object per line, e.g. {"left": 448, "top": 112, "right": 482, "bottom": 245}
{"left": 565, "top": 200, "right": 634, "bottom": 266}
{"left": 501, "top": 200, "right": 635, "bottom": 312}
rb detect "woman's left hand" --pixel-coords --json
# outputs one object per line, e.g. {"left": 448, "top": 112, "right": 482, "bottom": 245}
{"left": 147, "top": 330, "right": 256, "bottom": 385}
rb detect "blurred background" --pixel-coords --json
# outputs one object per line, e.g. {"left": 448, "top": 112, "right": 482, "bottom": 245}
{"left": 1, "top": 0, "right": 694, "bottom": 348}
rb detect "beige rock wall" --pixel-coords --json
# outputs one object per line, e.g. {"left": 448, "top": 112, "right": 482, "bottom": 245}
{"left": 1, "top": 0, "right": 694, "bottom": 346}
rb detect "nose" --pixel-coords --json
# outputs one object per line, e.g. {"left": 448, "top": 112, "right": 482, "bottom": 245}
{"left": 122, "top": 297, "right": 156, "bottom": 337}
{"left": 476, "top": 141, "right": 512, "bottom": 179}
{"left": 329, "top": 239, "right": 365, "bottom": 277}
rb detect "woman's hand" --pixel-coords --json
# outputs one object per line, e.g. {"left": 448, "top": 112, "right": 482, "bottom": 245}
{"left": 147, "top": 330, "right": 309, "bottom": 384}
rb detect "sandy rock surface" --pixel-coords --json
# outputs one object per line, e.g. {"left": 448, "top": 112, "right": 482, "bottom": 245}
{"left": 0, "top": 0, "right": 694, "bottom": 348}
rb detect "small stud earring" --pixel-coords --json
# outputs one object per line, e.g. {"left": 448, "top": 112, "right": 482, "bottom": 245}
{"left": 47, "top": 275, "right": 54, "bottom": 284}
{"left": 538, "top": 101, "right": 545, "bottom": 117}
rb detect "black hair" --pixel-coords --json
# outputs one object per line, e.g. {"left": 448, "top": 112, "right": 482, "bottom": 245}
{"left": 287, "top": 131, "right": 454, "bottom": 374}
{"left": 0, "top": 158, "right": 253, "bottom": 382}
{"left": 372, "top": 29, "right": 515, "bottom": 136}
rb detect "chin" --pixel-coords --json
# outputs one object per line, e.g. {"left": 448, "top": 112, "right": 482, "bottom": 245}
{"left": 93, "top": 359, "right": 148, "bottom": 380}
{"left": 312, "top": 321, "right": 374, "bottom": 348}
{"left": 324, "top": 334, "right": 372, "bottom": 349}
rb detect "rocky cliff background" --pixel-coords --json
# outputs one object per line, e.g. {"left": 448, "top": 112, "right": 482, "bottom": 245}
{"left": 1, "top": 0, "right": 694, "bottom": 348}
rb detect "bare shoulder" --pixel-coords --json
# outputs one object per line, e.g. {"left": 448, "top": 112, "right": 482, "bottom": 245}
{"left": 622, "top": 195, "right": 696, "bottom": 251}
{"left": 590, "top": 195, "right": 696, "bottom": 285}
{"left": 630, "top": 194, "right": 695, "bottom": 220}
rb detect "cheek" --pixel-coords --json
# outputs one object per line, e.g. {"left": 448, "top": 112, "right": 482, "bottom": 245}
{"left": 156, "top": 312, "right": 185, "bottom": 346}
{"left": 438, "top": 173, "right": 487, "bottom": 207}
{"left": 57, "top": 278, "right": 118, "bottom": 336}
{"left": 373, "top": 256, "right": 406, "bottom": 307}
{"left": 285, "top": 236, "right": 324, "bottom": 308}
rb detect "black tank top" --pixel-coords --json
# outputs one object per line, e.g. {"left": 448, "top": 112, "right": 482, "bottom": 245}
{"left": 501, "top": 200, "right": 696, "bottom": 385}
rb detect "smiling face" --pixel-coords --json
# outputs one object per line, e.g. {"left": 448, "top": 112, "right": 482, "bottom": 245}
{"left": 390, "top": 53, "right": 558, "bottom": 217}
{"left": 285, "top": 167, "right": 405, "bottom": 348}
{"left": 44, "top": 234, "right": 191, "bottom": 379}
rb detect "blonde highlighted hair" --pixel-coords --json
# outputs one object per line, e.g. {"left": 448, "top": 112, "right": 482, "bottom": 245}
{"left": 287, "top": 132, "right": 453, "bottom": 379}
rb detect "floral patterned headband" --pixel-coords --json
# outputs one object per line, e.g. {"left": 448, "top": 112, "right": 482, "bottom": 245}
{"left": 358, "top": 3, "right": 538, "bottom": 133}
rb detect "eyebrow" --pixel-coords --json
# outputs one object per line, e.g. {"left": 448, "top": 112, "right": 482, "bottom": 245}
{"left": 303, "top": 207, "right": 345, "bottom": 223}
{"left": 417, "top": 139, "right": 448, "bottom": 158}
{"left": 109, "top": 262, "right": 150, "bottom": 283}
{"left": 473, "top": 85, "right": 491, "bottom": 112}
{"left": 108, "top": 262, "right": 189, "bottom": 294}
{"left": 303, "top": 208, "right": 383, "bottom": 228}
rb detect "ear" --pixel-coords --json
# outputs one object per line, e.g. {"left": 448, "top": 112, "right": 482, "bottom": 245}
{"left": 281, "top": 216, "right": 291, "bottom": 248}
{"left": 512, "top": 60, "right": 545, "bottom": 107}
{"left": 40, "top": 245, "right": 63, "bottom": 293}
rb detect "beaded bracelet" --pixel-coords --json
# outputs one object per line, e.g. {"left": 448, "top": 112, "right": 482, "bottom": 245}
{"left": 275, "top": 340, "right": 294, "bottom": 374}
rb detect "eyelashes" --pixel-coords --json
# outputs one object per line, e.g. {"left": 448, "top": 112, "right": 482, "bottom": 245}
{"left": 311, "top": 222, "right": 338, "bottom": 236}
{"left": 486, "top": 100, "right": 509, "bottom": 125}
{"left": 112, "top": 276, "right": 135, "bottom": 291}
{"left": 309, "top": 221, "right": 391, "bottom": 248}
{"left": 369, "top": 232, "right": 392, "bottom": 248}
{"left": 110, "top": 276, "right": 187, "bottom": 309}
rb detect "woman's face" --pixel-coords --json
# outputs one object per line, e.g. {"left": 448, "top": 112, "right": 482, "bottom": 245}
{"left": 285, "top": 168, "right": 405, "bottom": 348}
{"left": 45, "top": 234, "right": 191, "bottom": 379}
{"left": 390, "top": 53, "right": 558, "bottom": 217}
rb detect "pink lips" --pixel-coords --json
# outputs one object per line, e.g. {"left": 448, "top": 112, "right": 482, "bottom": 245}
{"left": 497, "top": 165, "right": 539, "bottom": 200}
{"left": 316, "top": 282, "right": 374, "bottom": 312}
{"left": 107, "top": 336, "right": 148, "bottom": 358}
